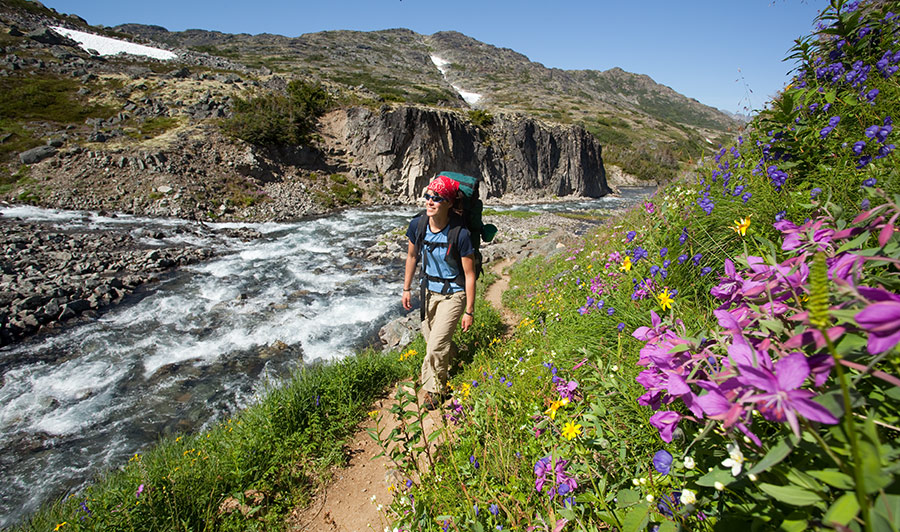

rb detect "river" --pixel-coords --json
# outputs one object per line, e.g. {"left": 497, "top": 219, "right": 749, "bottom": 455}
{"left": 0, "top": 187, "right": 652, "bottom": 527}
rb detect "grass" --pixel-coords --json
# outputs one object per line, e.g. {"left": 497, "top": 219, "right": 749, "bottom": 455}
{"left": 482, "top": 209, "right": 541, "bottom": 219}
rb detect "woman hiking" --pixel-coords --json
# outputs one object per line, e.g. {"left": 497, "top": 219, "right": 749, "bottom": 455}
{"left": 401, "top": 175, "right": 475, "bottom": 410}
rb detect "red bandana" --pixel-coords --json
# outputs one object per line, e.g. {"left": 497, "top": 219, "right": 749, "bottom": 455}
{"left": 427, "top": 175, "right": 459, "bottom": 200}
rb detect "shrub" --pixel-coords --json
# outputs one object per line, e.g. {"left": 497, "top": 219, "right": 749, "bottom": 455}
{"left": 222, "top": 80, "right": 332, "bottom": 146}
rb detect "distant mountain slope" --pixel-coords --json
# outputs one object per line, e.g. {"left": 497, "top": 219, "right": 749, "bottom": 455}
{"left": 114, "top": 23, "right": 739, "bottom": 180}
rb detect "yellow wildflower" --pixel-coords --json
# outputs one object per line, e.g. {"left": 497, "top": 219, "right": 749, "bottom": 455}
{"left": 459, "top": 382, "right": 472, "bottom": 398}
{"left": 545, "top": 399, "right": 567, "bottom": 419}
{"left": 368, "top": 410, "right": 379, "bottom": 419}
{"left": 562, "top": 420, "right": 583, "bottom": 440}
{"left": 732, "top": 215, "right": 751, "bottom": 236}
{"left": 619, "top": 256, "right": 632, "bottom": 272}
{"left": 54, "top": 523, "right": 67, "bottom": 531}
{"left": 657, "top": 288, "right": 675, "bottom": 311}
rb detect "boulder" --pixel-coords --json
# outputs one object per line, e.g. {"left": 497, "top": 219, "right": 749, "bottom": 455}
{"left": 27, "top": 27, "right": 78, "bottom": 47}
{"left": 19, "top": 145, "right": 57, "bottom": 164}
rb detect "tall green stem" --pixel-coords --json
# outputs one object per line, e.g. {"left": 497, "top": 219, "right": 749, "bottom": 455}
{"left": 825, "top": 335, "right": 873, "bottom": 532}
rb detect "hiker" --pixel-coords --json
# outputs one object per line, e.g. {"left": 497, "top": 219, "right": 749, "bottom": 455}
{"left": 402, "top": 175, "right": 475, "bottom": 410}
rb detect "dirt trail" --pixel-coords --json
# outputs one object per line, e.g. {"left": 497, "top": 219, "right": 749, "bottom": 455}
{"left": 287, "top": 259, "right": 519, "bottom": 531}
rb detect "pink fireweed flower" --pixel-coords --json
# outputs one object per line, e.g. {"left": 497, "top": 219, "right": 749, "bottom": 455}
{"left": 740, "top": 352, "right": 839, "bottom": 437}
{"left": 855, "top": 287, "right": 900, "bottom": 354}
{"left": 649, "top": 411, "right": 682, "bottom": 443}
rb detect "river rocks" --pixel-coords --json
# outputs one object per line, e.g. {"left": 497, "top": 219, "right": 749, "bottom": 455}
{"left": 0, "top": 217, "right": 215, "bottom": 346}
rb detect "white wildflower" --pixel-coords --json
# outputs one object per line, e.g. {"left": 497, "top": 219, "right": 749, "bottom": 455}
{"left": 646, "top": 494, "right": 655, "bottom": 503}
{"left": 714, "top": 481, "right": 725, "bottom": 491}
{"left": 680, "top": 489, "right": 697, "bottom": 505}
{"left": 748, "top": 473, "right": 758, "bottom": 482}
{"left": 721, "top": 443, "right": 745, "bottom": 476}
{"left": 683, "top": 456, "right": 695, "bottom": 469}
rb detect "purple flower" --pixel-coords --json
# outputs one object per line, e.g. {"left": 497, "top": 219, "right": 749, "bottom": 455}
{"left": 701, "top": 267, "right": 712, "bottom": 276}
{"left": 856, "top": 287, "right": 900, "bottom": 354}
{"left": 828, "top": 116, "right": 841, "bottom": 127}
{"left": 810, "top": 187, "right": 822, "bottom": 199}
{"left": 678, "top": 254, "right": 689, "bottom": 264}
{"left": 865, "top": 125, "right": 881, "bottom": 138}
{"left": 136, "top": 484, "right": 144, "bottom": 498}
{"left": 866, "top": 88, "right": 880, "bottom": 102}
{"left": 876, "top": 144, "right": 895, "bottom": 159}
{"left": 858, "top": 155, "right": 873, "bottom": 168}
{"left": 877, "top": 125, "right": 892, "bottom": 143}
{"left": 650, "top": 411, "right": 682, "bottom": 443}
{"left": 741, "top": 352, "right": 839, "bottom": 437}
{"left": 652, "top": 450, "right": 673, "bottom": 475}
{"left": 607, "top": 307, "right": 615, "bottom": 316}
{"left": 692, "top": 253, "right": 703, "bottom": 266}
{"left": 742, "top": 192, "right": 753, "bottom": 203}
{"left": 626, "top": 231, "right": 637, "bottom": 242}
{"left": 679, "top": 228, "right": 688, "bottom": 244}
{"left": 617, "top": 322, "right": 626, "bottom": 332}
{"left": 660, "top": 247, "right": 668, "bottom": 257}
{"left": 853, "top": 140, "right": 866, "bottom": 154}
{"left": 863, "top": 177, "right": 877, "bottom": 187}
{"left": 633, "top": 247, "right": 649, "bottom": 262}
{"left": 820, "top": 126, "right": 834, "bottom": 138}
{"left": 489, "top": 503, "right": 499, "bottom": 516}
{"left": 775, "top": 210, "right": 787, "bottom": 221}
{"left": 470, "top": 455, "right": 480, "bottom": 469}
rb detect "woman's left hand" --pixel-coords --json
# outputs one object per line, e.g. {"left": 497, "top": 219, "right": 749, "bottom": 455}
{"left": 461, "top": 312, "right": 473, "bottom": 332}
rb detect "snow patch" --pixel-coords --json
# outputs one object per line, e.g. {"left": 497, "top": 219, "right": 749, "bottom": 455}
{"left": 430, "top": 55, "right": 482, "bottom": 105}
{"left": 50, "top": 26, "right": 177, "bottom": 60}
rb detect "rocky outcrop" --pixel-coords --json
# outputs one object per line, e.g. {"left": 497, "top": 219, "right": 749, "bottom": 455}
{"left": 326, "top": 106, "right": 611, "bottom": 201}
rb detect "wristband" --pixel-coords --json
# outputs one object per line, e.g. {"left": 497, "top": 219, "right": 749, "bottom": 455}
{"left": 403, "top": 288, "right": 411, "bottom": 292}
{"left": 464, "top": 311, "right": 473, "bottom": 317}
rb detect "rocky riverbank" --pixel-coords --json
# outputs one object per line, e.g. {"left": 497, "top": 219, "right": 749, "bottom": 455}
{"left": 0, "top": 209, "right": 266, "bottom": 347}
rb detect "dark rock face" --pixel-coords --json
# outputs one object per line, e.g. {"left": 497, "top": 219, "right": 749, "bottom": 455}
{"left": 334, "top": 106, "right": 610, "bottom": 201}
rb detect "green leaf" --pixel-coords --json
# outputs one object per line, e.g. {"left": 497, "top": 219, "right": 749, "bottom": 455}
{"left": 748, "top": 435, "right": 797, "bottom": 475}
{"left": 758, "top": 483, "right": 822, "bottom": 506}
{"left": 836, "top": 229, "right": 871, "bottom": 254}
{"left": 696, "top": 468, "right": 735, "bottom": 487}
{"left": 860, "top": 416, "right": 893, "bottom": 494}
{"left": 657, "top": 521, "right": 677, "bottom": 532}
{"left": 616, "top": 489, "right": 640, "bottom": 506}
{"left": 873, "top": 493, "right": 900, "bottom": 532}
{"left": 780, "top": 512, "right": 809, "bottom": 532}
{"left": 808, "top": 469, "right": 854, "bottom": 490}
{"left": 759, "top": 319, "right": 785, "bottom": 335}
{"left": 621, "top": 503, "right": 650, "bottom": 532}
{"left": 666, "top": 344, "right": 693, "bottom": 354}
{"left": 824, "top": 90, "right": 836, "bottom": 104}
{"left": 823, "top": 493, "right": 860, "bottom": 527}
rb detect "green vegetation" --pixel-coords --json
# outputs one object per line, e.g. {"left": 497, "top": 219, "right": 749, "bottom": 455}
{"left": 370, "top": 3, "right": 900, "bottom": 530}
{"left": 222, "top": 80, "right": 332, "bottom": 146}
{"left": 0, "top": 74, "right": 116, "bottom": 162}
{"left": 482, "top": 208, "right": 540, "bottom": 219}
{"left": 468, "top": 109, "right": 494, "bottom": 129}
{"left": 125, "top": 116, "right": 181, "bottom": 140}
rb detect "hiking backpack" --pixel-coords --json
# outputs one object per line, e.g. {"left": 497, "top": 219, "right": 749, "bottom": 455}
{"left": 412, "top": 171, "right": 498, "bottom": 318}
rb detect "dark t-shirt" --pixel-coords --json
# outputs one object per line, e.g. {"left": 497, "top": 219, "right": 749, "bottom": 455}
{"left": 407, "top": 216, "right": 474, "bottom": 293}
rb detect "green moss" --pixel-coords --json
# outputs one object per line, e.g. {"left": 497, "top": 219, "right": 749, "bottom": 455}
{"left": 0, "top": 75, "right": 117, "bottom": 124}
{"left": 482, "top": 208, "right": 539, "bottom": 219}
{"left": 125, "top": 116, "right": 181, "bottom": 139}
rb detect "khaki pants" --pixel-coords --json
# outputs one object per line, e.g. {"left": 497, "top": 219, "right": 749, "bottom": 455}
{"left": 420, "top": 290, "right": 466, "bottom": 394}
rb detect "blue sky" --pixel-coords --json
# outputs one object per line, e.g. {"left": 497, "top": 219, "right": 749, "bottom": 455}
{"left": 43, "top": 0, "right": 830, "bottom": 114}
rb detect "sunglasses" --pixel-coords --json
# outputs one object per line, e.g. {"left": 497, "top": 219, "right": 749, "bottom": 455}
{"left": 423, "top": 193, "right": 447, "bottom": 204}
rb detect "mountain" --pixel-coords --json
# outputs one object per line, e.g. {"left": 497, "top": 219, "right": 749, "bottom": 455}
{"left": 0, "top": 0, "right": 740, "bottom": 221}
{"left": 115, "top": 23, "right": 739, "bottom": 172}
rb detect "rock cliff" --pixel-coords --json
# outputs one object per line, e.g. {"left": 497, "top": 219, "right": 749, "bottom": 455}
{"left": 324, "top": 106, "right": 610, "bottom": 201}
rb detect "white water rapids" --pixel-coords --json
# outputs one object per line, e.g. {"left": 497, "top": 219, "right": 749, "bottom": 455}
{"left": 0, "top": 189, "right": 651, "bottom": 526}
